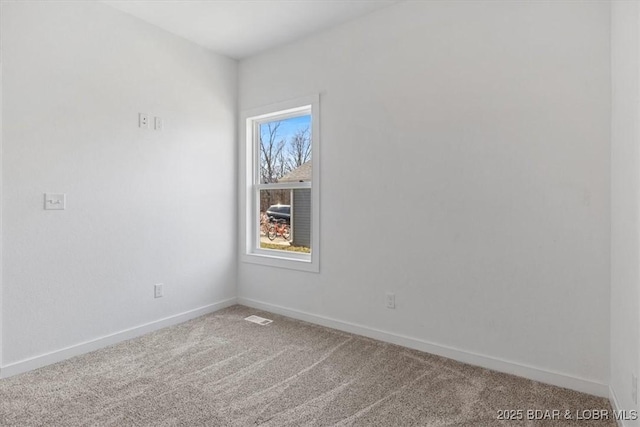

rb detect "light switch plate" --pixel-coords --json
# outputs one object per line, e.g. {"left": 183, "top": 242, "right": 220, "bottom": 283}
{"left": 44, "top": 193, "right": 66, "bottom": 210}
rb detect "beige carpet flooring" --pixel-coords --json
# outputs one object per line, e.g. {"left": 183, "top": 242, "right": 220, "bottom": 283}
{"left": 0, "top": 305, "right": 614, "bottom": 426}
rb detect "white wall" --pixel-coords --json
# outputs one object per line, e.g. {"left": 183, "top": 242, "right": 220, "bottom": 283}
{"left": 0, "top": 1, "right": 237, "bottom": 367}
{"left": 611, "top": 1, "right": 640, "bottom": 422}
{"left": 238, "top": 0, "right": 611, "bottom": 393}
{"left": 0, "top": 2, "right": 4, "bottom": 370}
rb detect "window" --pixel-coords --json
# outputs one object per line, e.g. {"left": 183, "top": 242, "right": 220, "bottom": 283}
{"left": 240, "top": 95, "right": 319, "bottom": 272}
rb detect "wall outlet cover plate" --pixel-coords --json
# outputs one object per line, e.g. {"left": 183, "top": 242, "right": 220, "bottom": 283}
{"left": 44, "top": 193, "right": 66, "bottom": 210}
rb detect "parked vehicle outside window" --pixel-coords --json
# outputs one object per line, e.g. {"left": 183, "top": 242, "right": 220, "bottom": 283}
{"left": 266, "top": 204, "right": 291, "bottom": 223}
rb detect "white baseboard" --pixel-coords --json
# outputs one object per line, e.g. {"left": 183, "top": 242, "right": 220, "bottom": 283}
{"left": 610, "top": 386, "right": 625, "bottom": 427}
{"left": 237, "top": 297, "right": 609, "bottom": 398}
{"left": 0, "top": 297, "right": 237, "bottom": 379}
{"left": 609, "top": 386, "right": 639, "bottom": 427}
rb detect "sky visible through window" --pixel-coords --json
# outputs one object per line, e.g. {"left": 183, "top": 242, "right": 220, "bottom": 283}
{"left": 261, "top": 115, "right": 310, "bottom": 142}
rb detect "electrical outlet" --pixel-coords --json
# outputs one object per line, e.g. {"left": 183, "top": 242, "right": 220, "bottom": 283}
{"left": 44, "top": 193, "right": 66, "bottom": 210}
{"left": 154, "top": 283, "right": 163, "bottom": 299}
{"left": 632, "top": 374, "right": 638, "bottom": 404}
{"left": 154, "top": 116, "right": 163, "bottom": 131}
{"left": 386, "top": 292, "right": 395, "bottom": 309}
{"left": 139, "top": 113, "right": 149, "bottom": 129}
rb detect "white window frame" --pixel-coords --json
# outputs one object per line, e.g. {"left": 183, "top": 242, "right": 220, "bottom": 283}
{"left": 239, "top": 94, "right": 320, "bottom": 272}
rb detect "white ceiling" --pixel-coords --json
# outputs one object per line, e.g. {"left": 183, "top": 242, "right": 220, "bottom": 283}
{"left": 102, "top": 0, "right": 400, "bottom": 59}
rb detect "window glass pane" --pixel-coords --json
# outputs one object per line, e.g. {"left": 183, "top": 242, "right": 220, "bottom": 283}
{"left": 259, "top": 189, "right": 311, "bottom": 254}
{"left": 259, "top": 115, "right": 312, "bottom": 184}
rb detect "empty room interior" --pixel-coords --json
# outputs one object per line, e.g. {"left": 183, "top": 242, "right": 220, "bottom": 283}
{"left": 0, "top": 0, "right": 639, "bottom": 425}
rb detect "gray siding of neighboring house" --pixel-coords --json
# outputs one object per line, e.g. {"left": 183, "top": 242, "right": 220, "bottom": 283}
{"left": 292, "top": 189, "right": 311, "bottom": 248}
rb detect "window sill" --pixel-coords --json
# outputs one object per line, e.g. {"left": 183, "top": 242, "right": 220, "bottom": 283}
{"left": 241, "top": 251, "right": 319, "bottom": 273}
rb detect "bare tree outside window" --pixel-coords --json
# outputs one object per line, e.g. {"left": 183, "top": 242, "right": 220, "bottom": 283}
{"left": 259, "top": 122, "right": 285, "bottom": 184}
{"left": 287, "top": 127, "right": 311, "bottom": 172}
{"left": 259, "top": 116, "right": 311, "bottom": 183}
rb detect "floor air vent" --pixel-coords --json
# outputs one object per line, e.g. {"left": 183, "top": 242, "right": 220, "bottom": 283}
{"left": 244, "top": 315, "right": 273, "bottom": 325}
